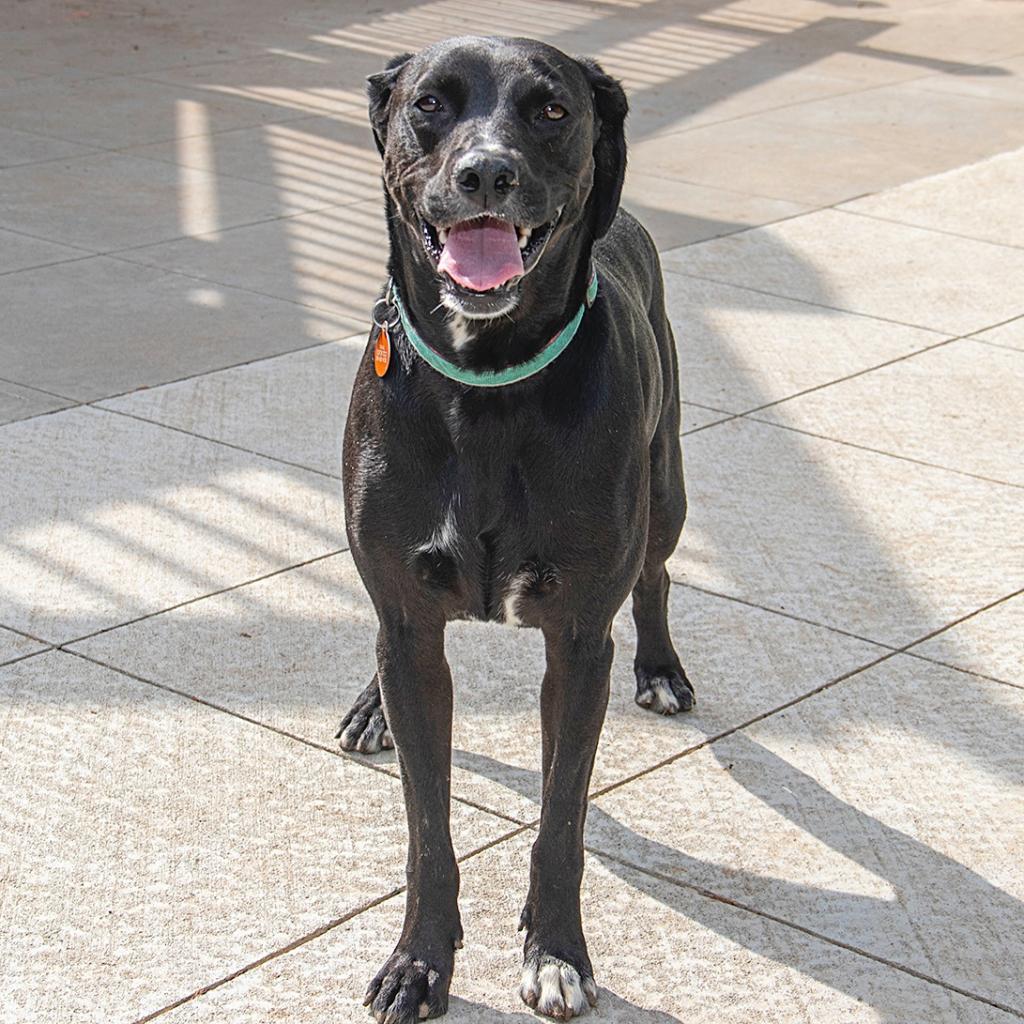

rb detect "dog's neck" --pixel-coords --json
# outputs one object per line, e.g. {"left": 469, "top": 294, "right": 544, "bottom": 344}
{"left": 386, "top": 213, "right": 595, "bottom": 376}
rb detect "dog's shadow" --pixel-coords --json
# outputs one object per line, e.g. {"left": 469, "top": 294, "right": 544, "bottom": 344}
{"left": 447, "top": 992, "right": 681, "bottom": 1023}
{"left": 454, "top": 744, "right": 1023, "bottom": 1021}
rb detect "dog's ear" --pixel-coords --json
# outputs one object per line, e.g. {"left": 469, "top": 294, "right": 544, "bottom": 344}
{"left": 366, "top": 52, "right": 413, "bottom": 157}
{"left": 576, "top": 57, "right": 628, "bottom": 239}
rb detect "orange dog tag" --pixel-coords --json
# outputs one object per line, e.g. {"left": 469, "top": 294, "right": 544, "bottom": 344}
{"left": 373, "top": 324, "right": 391, "bottom": 377}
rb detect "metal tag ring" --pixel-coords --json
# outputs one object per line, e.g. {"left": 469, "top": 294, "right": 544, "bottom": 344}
{"left": 372, "top": 296, "right": 399, "bottom": 331}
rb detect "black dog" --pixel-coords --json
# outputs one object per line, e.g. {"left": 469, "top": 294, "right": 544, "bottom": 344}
{"left": 338, "top": 36, "right": 693, "bottom": 1023}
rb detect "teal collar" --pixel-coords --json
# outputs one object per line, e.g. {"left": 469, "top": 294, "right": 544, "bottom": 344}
{"left": 389, "top": 269, "right": 598, "bottom": 388}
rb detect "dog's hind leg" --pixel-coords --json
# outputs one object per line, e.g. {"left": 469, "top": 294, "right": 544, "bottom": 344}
{"left": 363, "top": 614, "right": 462, "bottom": 1023}
{"left": 631, "top": 412, "right": 695, "bottom": 715}
{"left": 336, "top": 674, "right": 392, "bottom": 754}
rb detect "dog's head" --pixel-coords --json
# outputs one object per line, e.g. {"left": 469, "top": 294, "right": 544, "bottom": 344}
{"left": 367, "top": 36, "right": 627, "bottom": 320}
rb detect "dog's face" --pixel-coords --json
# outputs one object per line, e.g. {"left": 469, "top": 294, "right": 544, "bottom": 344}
{"left": 368, "top": 37, "right": 627, "bottom": 320}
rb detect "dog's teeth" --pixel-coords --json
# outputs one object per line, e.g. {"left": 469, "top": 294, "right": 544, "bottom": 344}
{"left": 518, "top": 227, "right": 531, "bottom": 250}
{"left": 438, "top": 228, "right": 449, "bottom": 246}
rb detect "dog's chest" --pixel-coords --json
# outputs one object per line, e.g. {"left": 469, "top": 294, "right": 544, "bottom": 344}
{"left": 411, "top": 450, "right": 571, "bottom": 627}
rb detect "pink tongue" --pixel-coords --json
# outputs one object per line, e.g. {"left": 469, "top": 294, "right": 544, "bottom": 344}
{"left": 438, "top": 217, "right": 524, "bottom": 292}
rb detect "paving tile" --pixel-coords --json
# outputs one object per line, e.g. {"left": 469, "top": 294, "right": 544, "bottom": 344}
{"left": 0, "top": 16, "right": 263, "bottom": 76}
{"left": 125, "top": 115, "right": 381, "bottom": 211}
{"left": 613, "top": 63, "right": 867, "bottom": 139}
{"left": 0, "top": 650, "right": 509, "bottom": 1024}
{"left": 136, "top": 49, "right": 382, "bottom": 126}
{"left": 664, "top": 272, "right": 943, "bottom": 413}
{"left": 629, "top": 117, "right": 960, "bottom": 206}
{"left": 0, "top": 73, "right": 299, "bottom": 149}
{"left": 662, "top": 209, "right": 1024, "bottom": 334}
{"left": 0, "top": 380, "right": 75, "bottom": 426}
{"left": 1, "top": 256, "right": 353, "bottom": 401}
{"left": 912, "top": 594, "right": 1024, "bottom": 687}
{"left": 0, "top": 228, "right": 86, "bottom": 276}
{"left": 681, "top": 404, "right": 730, "bottom": 432}
{"left": 121, "top": 201, "right": 387, "bottom": 324}
{"left": 974, "top": 315, "right": 1024, "bottom": 352}
{"left": 101, "top": 337, "right": 366, "bottom": 476}
{"left": 900, "top": 53, "right": 1024, "bottom": 105}
{"left": 621, "top": 173, "right": 809, "bottom": 251}
{"left": 0, "top": 152, "right": 309, "bottom": 252}
{"left": 0, "top": 405, "right": 345, "bottom": 643}
{"left": 759, "top": 338, "right": 1024, "bottom": 485}
{"left": 98, "top": 337, "right": 732, "bottom": 475}
{"left": 760, "top": 81, "right": 1024, "bottom": 164}
{"left": 72, "top": 549, "right": 884, "bottom": 823}
{"left": 840, "top": 146, "right": 1024, "bottom": 247}
{"left": 668, "top": 418, "right": 1024, "bottom": 647}
{"left": 154, "top": 832, "right": 1017, "bottom": 1024}
{"left": 589, "top": 655, "right": 1024, "bottom": 1014}
{"left": 0, "top": 126, "right": 97, "bottom": 169}
{"left": 0, "top": 626, "right": 46, "bottom": 666}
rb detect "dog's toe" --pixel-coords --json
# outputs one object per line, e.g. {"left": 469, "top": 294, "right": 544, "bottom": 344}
{"left": 337, "top": 678, "right": 393, "bottom": 754}
{"left": 634, "top": 667, "right": 695, "bottom": 715}
{"left": 365, "top": 952, "right": 449, "bottom": 1024}
{"left": 520, "top": 956, "right": 597, "bottom": 1019}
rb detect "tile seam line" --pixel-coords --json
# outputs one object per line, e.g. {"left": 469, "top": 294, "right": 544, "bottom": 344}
{"left": 0, "top": 221, "right": 103, "bottom": 254}
{"left": 105, "top": 145, "right": 378, "bottom": 203}
{"left": 0, "top": 226, "right": 370, "bottom": 330}
{"left": 58, "top": 648, "right": 527, "bottom": 829}
{"left": 638, "top": 78, "right": 970, "bottom": 153}
{"left": 133, "top": 822, "right": 531, "bottom": 1024}
{"left": 0, "top": 373, "right": 79, "bottom": 403}
{"left": 743, "top": 415, "right": 1024, "bottom": 491}
{"left": 0, "top": 645, "right": 56, "bottom": 670}
{"left": 102, "top": 247, "right": 368, "bottom": 321}
{"left": 0, "top": 401, "right": 87, "bottom": 427}
{"left": 93, "top": 404, "right": 343, "bottom": 481}
{"left": 902, "top": 649, "right": 1024, "bottom": 693}
{"left": 976, "top": 337, "right": 1024, "bottom": 354}
{"left": 582, "top": 847, "right": 1024, "bottom": 1020}
{"left": 666, "top": 579, "right": 898, "bottom": 648}
{"left": 628, "top": 69, "right": 959, "bottom": 150}
{"left": 70, "top": 332, "right": 361, "bottom": 407}
{"left": 591, "top": 585, "right": 1024, "bottom": 800}
{"left": 0, "top": 197, "right": 372, "bottom": 274}
{"left": 660, "top": 267, "right": 954, "bottom": 334}
{"left": 832, "top": 206, "right": 1024, "bottom": 253}
{"left": 725, "top": 301, "right": 1024, "bottom": 421}
{"left": 59, "top": 546, "right": 350, "bottom": 648}
{"left": 0, "top": 253, "right": 97, "bottom": 279}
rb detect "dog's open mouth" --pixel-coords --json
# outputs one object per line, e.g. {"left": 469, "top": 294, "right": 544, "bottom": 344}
{"left": 420, "top": 213, "right": 557, "bottom": 293}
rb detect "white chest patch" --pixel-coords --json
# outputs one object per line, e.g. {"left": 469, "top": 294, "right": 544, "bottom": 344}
{"left": 502, "top": 570, "right": 531, "bottom": 627}
{"left": 448, "top": 314, "right": 474, "bottom": 350}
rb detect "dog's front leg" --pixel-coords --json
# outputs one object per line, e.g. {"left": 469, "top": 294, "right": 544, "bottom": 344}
{"left": 363, "top": 615, "right": 461, "bottom": 1024}
{"left": 519, "top": 626, "right": 613, "bottom": 1020}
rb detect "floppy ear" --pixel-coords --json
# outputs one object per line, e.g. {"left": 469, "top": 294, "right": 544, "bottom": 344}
{"left": 576, "top": 57, "right": 628, "bottom": 239}
{"left": 366, "top": 52, "right": 413, "bottom": 157}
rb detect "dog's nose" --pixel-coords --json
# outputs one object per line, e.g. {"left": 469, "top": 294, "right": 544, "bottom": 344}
{"left": 454, "top": 150, "right": 519, "bottom": 203}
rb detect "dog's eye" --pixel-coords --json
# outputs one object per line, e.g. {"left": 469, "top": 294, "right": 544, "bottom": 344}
{"left": 415, "top": 95, "right": 442, "bottom": 113}
{"left": 541, "top": 103, "right": 567, "bottom": 121}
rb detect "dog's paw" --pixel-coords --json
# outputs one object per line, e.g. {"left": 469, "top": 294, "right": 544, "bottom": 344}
{"left": 337, "top": 678, "right": 393, "bottom": 754}
{"left": 634, "top": 666, "right": 695, "bottom": 715}
{"left": 364, "top": 948, "right": 452, "bottom": 1024}
{"left": 520, "top": 953, "right": 598, "bottom": 1020}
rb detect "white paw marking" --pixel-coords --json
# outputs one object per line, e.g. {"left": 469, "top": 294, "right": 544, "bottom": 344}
{"left": 418, "top": 1000, "right": 429, "bottom": 1019}
{"left": 639, "top": 676, "right": 680, "bottom": 714}
{"left": 520, "top": 958, "right": 597, "bottom": 1019}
